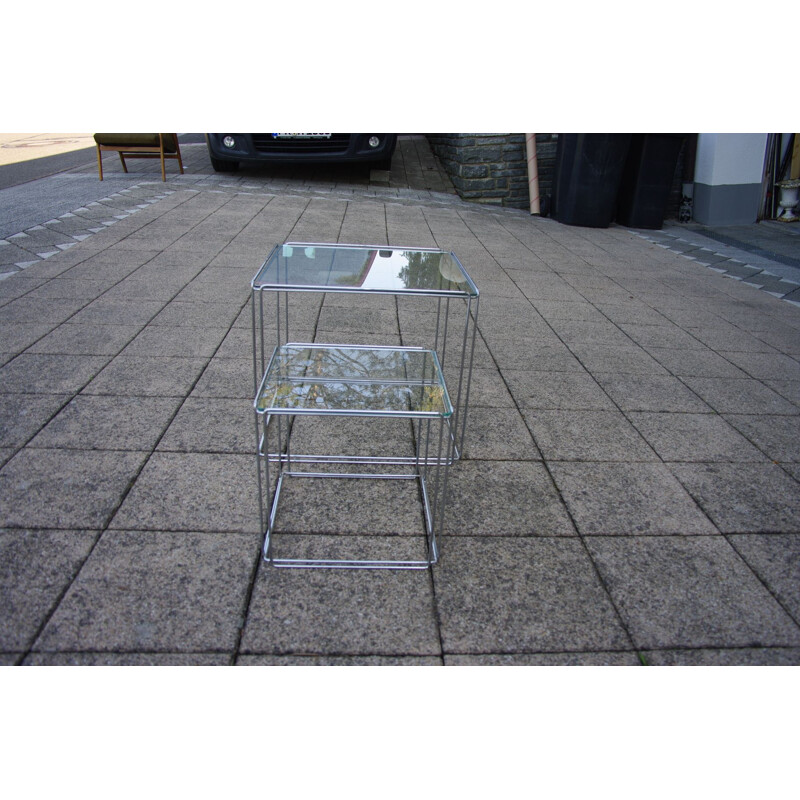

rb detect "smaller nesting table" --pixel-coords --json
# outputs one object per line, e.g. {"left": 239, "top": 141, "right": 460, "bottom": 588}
{"left": 255, "top": 344, "right": 453, "bottom": 569}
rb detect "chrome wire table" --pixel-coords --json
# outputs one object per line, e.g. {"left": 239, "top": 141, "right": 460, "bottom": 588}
{"left": 251, "top": 243, "right": 479, "bottom": 467}
{"left": 254, "top": 344, "right": 453, "bottom": 569}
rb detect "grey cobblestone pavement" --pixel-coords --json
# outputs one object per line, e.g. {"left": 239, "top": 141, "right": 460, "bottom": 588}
{"left": 2, "top": 136, "right": 800, "bottom": 666}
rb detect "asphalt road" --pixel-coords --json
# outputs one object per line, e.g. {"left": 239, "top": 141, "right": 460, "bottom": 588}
{"left": 0, "top": 134, "right": 205, "bottom": 239}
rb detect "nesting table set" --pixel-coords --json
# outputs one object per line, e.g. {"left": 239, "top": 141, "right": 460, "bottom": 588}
{"left": 251, "top": 243, "right": 479, "bottom": 569}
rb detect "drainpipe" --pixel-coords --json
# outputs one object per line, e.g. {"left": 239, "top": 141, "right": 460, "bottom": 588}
{"left": 525, "top": 134, "right": 540, "bottom": 215}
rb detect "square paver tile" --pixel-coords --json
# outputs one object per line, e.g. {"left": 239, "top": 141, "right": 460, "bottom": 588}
{"left": 32, "top": 530, "right": 259, "bottom": 653}
{"left": 728, "top": 533, "right": 800, "bottom": 622}
{"left": 120, "top": 325, "right": 229, "bottom": 358}
{"left": 570, "top": 344, "right": 669, "bottom": 376}
{"left": 681, "top": 377, "right": 798, "bottom": 415}
{"left": 434, "top": 536, "right": 631, "bottom": 654}
{"left": 0, "top": 394, "right": 69, "bottom": 448}
{"left": 593, "top": 373, "right": 712, "bottom": 412}
{"left": 460, "top": 406, "right": 540, "bottom": 460}
{"left": 725, "top": 414, "right": 800, "bottom": 462}
{"left": 26, "top": 323, "right": 143, "bottom": 356}
{"left": 550, "top": 462, "right": 718, "bottom": 535}
{"left": 0, "top": 529, "right": 98, "bottom": 651}
{"left": 0, "top": 353, "right": 111, "bottom": 394}
{"left": 444, "top": 652, "right": 642, "bottom": 665}
{"left": 585, "top": 536, "right": 800, "bottom": 649}
{"left": 110, "top": 452, "right": 260, "bottom": 532}
{"left": 189, "top": 357, "right": 252, "bottom": 399}
{"left": 157, "top": 397, "right": 252, "bottom": 453}
{"left": 445, "top": 460, "right": 576, "bottom": 536}
{"left": 83, "top": 355, "right": 209, "bottom": 397}
{"left": 647, "top": 347, "right": 747, "bottom": 378}
{"left": 502, "top": 369, "right": 615, "bottom": 410}
{"left": 671, "top": 462, "right": 800, "bottom": 533}
{"left": 643, "top": 647, "right": 800, "bottom": 665}
{"left": 628, "top": 412, "right": 768, "bottom": 463}
{"left": 239, "top": 551, "right": 441, "bottom": 655}
{"left": 523, "top": 409, "right": 658, "bottom": 461}
{"left": 24, "top": 652, "right": 231, "bottom": 665}
{"left": 0, "top": 449, "right": 147, "bottom": 529}
{"left": 29, "top": 395, "right": 181, "bottom": 451}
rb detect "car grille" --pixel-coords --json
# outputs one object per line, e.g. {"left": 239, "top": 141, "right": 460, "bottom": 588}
{"left": 251, "top": 134, "right": 352, "bottom": 154}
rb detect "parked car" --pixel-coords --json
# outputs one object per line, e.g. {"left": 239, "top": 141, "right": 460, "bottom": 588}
{"left": 205, "top": 133, "right": 398, "bottom": 172}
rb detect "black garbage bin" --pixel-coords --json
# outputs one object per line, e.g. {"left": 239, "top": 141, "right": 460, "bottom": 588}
{"left": 551, "top": 133, "right": 632, "bottom": 228}
{"left": 615, "top": 134, "right": 686, "bottom": 229}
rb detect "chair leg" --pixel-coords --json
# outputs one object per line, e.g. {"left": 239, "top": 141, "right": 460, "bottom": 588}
{"left": 118, "top": 152, "right": 128, "bottom": 173}
{"left": 174, "top": 135, "right": 185, "bottom": 174}
{"left": 96, "top": 145, "right": 104, "bottom": 181}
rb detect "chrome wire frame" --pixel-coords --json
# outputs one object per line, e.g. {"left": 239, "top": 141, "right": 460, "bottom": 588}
{"left": 255, "top": 404, "right": 453, "bottom": 570}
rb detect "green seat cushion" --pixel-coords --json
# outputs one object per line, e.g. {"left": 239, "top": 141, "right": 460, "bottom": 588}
{"left": 94, "top": 133, "right": 177, "bottom": 153}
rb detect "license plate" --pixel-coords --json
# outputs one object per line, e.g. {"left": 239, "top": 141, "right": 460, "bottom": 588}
{"left": 272, "top": 133, "right": 332, "bottom": 139}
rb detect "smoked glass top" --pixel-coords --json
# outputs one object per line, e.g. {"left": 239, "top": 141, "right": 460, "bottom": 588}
{"left": 255, "top": 344, "right": 452, "bottom": 417}
{"left": 252, "top": 243, "right": 478, "bottom": 297}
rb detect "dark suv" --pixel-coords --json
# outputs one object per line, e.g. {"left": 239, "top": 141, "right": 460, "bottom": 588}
{"left": 205, "top": 133, "right": 398, "bottom": 172}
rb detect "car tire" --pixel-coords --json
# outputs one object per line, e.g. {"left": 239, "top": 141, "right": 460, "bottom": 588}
{"left": 210, "top": 157, "right": 239, "bottom": 172}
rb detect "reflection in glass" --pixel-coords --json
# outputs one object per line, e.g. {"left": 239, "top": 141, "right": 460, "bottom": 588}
{"left": 256, "top": 345, "right": 452, "bottom": 416}
{"left": 252, "top": 244, "right": 478, "bottom": 296}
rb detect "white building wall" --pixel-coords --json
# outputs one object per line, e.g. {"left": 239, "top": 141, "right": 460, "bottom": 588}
{"left": 693, "top": 133, "right": 768, "bottom": 225}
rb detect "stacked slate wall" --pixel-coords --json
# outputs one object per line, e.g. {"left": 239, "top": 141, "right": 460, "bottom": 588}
{"left": 426, "top": 133, "right": 684, "bottom": 221}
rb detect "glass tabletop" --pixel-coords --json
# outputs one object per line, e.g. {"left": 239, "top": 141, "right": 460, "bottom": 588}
{"left": 255, "top": 344, "right": 453, "bottom": 417}
{"left": 251, "top": 243, "right": 478, "bottom": 297}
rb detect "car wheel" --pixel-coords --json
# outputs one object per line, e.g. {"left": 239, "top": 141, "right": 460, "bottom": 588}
{"left": 210, "top": 157, "right": 239, "bottom": 172}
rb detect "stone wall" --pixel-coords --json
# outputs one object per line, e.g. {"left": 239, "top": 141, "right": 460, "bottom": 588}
{"left": 427, "top": 133, "right": 685, "bottom": 222}
{"left": 426, "top": 134, "right": 535, "bottom": 209}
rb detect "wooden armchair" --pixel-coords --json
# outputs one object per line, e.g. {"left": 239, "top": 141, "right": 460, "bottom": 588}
{"left": 93, "top": 133, "right": 184, "bottom": 181}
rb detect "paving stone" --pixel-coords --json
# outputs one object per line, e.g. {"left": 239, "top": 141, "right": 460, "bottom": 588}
{"left": 0, "top": 449, "right": 146, "bottom": 529}
{"left": 24, "top": 652, "right": 231, "bottom": 665}
{"left": 628, "top": 412, "right": 769, "bottom": 463}
{"left": 585, "top": 536, "right": 800, "bottom": 649}
{"left": 459, "top": 406, "right": 540, "bottom": 460}
{"left": 728, "top": 534, "right": 800, "bottom": 621}
{"left": 110, "top": 452, "right": 260, "bottom": 533}
{"left": 0, "top": 529, "right": 98, "bottom": 651}
{"left": 725, "top": 414, "right": 800, "bottom": 462}
{"left": 157, "top": 397, "right": 252, "bottom": 454}
{"left": 570, "top": 344, "right": 669, "bottom": 376}
{"left": 550, "top": 461, "right": 718, "bottom": 535}
{"left": 68, "top": 298, "right": 166, "bottom": 326}
{"left": 120, "top": 325, "right": 229, "bottom": 358}
{"left": 716, "top": 350, "right": 800, "bottom": 382}
{"left": 32, "top": 531, "right": 259, "bottom": 653}
{"left": 237, "top": 654, "right": 442, "bottom": 665}
{"left": 189, "top": 356, "right": 252, "bottom": 399}
{"left": 30, "top": 395, "right": 181, "bottom": 451}
{"left": 444, "top": 460, "right": 575, "bottom": 536}
{"left": 681, "top": 377, "right": 799, "bottom": 415}
{"left": 444, "top": 652, "right": 642, "bottom": 665}
{"left": 0, "top": 393, "right": 69, "bottom": 447}
{"left": 149, "top": 300, "right": 244, "bottom": 328}
{"left": 671, "top": 462, "right": 800, "bottom": 533}
{"left": 240, "top": 549, "right": 441, "bottom": 655}
{"left": 0, "top": 353, "right": 111, "bottom": 394}
{"left": 0, "top": 322, "right": 57, "bottom": 353}
{"left": 523, "top": 409, "right": 658, "bottom": 462}
{"left": 83, "top": 355, "right": 209, "bottom": 397}
{"left": 502, "top": 369, "right": 615, "bottom": 410}
{"left": 593, "top": 373, "right": 712, "bottom": 412}
{"left": 648, "top": 347, "right": 748, "bottom": 378}
{"left": 0, "top": 296, "right": 87, "bottom": 326}
{"left": 643, "top": 647, "right": 800, "bottom": 665}
{"left": 435, "top": 536, "right": 630, "bottom": 654}
{"left": 26, "top": 323, "right": 142, "bottom": 356}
